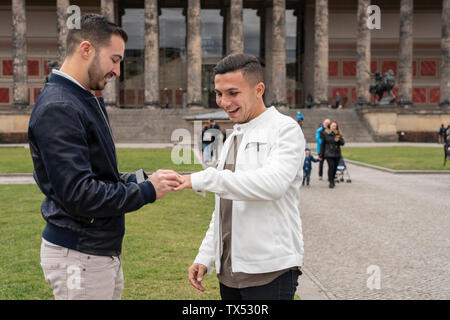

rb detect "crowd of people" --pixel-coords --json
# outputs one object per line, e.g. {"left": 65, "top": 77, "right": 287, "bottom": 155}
{"left": 302, "top": 118, "right": 345, "bottom": 189}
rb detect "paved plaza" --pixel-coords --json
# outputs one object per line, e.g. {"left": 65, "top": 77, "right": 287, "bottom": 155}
{"left": 297, "top": 162, "right": 450, "bottom": 299}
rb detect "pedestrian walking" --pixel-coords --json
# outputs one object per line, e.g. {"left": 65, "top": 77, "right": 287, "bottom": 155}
{"left": 316, "top": 118, "right": 331, "bottom": 180}
{"left": 439, "top": 124, "right": 446, "bottom": 144}
{"left": 319, "top": 120, "right": 345, "bottom": 189}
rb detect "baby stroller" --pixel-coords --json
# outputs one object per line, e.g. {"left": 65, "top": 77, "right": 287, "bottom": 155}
{"left": 335, "top": 156, "right": 352, "bottom": 183}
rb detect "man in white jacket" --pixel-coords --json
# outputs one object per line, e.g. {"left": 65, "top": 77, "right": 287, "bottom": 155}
{"left": 175, "top": 53, "right": 306, "bottom": 300}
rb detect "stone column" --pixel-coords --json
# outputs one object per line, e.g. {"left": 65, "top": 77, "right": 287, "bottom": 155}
{"left": 144, "top": 0, "right": 159, "bottom": 108}
{"left": 56, "top": 0, "right": 70, "bottom": 66}
{"left": 313, "top": 0, "right": 329, "bottom": 107}
{"left": 226, "top": 0, "right": 244, "bottom": 54}
{"left": 269, "top": 0, "right": 287, "bottom": 107}
{"left": 101, "top": 0, "right": 115, "bottom": 22}
{"left": 186, "top": 0, "right": 202, "bottom": 108}
{"left": 356, "top": 0, "right": 371, "bottom": 107}
{"left": 398, "top": 0, "right": 414, "bottom": 107}
{"left": 302, "top": 4, "right": 315, "bottom": 104}
{"left": 101, "top": 0, "right": 118, "bottom": 107}
{"left": 12, "top": 0, "right": 28, "bottom": 109}
{"left": 264, "top": 4, "right": 273, "bottom": 105}
{"left": 440, "top": 0, "right": 450, "bottom": 108}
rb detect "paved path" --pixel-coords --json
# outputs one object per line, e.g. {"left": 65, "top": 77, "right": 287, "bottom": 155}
{"left": 298, "top": 162, "right": 450, "bottom": 299}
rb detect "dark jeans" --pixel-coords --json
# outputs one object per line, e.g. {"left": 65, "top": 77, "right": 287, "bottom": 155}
{"left": 219, "top": 269, "right": 301, "bottom": 300}
{"left": 318, "top": 158, "right": 324, "bottom": 177}
{"left": 302, "top": 170, "right": 311, "bottom": 185}
{"left": 326, "top": 157, "right": 340, "bottom": 183}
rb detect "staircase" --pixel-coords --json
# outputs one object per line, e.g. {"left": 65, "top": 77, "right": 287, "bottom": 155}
{"left": 107, "top": 107, "right": 374, "bottom": 144}
{"left": 108, "top": 108, "right": 206, "bottom": 143}
{"left": 282, "top": 108, "right": 374, "bottom": 144}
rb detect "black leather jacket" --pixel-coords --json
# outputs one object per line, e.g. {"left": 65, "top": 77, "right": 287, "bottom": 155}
{"left": 319, "top": 130, "right": 345, "bottom": 159}
{"left": 28, "top": 73, "right": 156, "bottom": 256}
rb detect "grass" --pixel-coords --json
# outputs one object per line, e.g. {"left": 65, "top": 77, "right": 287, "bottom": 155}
{"left": 0, "top": 184, "right": 221, "bottom": 300}
{"left": 1, "top": 146, "right": 449, "bottom": 173}
{"left": 0, "top": 148, "right": 34, "bottom": 173}
{"left": 341, "top": 146, "right": 449, "bottom": 171}
{"left": 0, "top": 147, "right": 202, "bottom": 174}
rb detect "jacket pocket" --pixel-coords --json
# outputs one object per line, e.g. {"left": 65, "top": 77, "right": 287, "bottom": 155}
{"left": 239, "top": 139, "right": 270, "bottom": 168}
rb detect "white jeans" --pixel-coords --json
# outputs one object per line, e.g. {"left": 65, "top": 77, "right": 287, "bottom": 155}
{"left": 40, "top": 240, "right": 123, "bottom": 300}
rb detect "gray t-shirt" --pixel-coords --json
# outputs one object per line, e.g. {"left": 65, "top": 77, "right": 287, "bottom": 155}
{"left": 217, "top": 134, "right": 295, "bottom": 289}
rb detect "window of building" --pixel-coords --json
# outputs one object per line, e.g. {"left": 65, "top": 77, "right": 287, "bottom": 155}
{"left": 243, "top": 9, "right": 260, "bottom": 57}
{"left": 159, "top": 8, "right": 187, "bottom": 108}
{"left": 121, "top": 8, "right": 144, "bottom": 107}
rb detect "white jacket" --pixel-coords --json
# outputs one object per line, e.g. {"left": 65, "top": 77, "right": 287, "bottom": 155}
{"left": 191, "top": 106, "right": 306, "bottom": 274}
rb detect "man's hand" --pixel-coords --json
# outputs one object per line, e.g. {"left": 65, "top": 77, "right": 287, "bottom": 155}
{"left": 188, "top": 263, "right": 207, "bottom": 292}
{"left": 149, "top": 170, "right": 184, "bottom": 199}
{"left": 173, "top": 174, "right": 192, "bottom": 191}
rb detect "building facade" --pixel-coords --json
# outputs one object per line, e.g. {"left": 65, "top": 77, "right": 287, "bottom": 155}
{"left": 0, "top": 0, "right": 448, "bottom": 111}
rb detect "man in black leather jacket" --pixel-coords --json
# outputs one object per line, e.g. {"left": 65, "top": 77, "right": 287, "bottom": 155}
{"left": 28, "top": 14, "right": 183, "bottom": 299}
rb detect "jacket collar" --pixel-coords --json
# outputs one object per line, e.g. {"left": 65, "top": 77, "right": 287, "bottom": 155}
{"left": 49, "top": 72, "right": 98, "bottom": 101}
{"left": 232, "top": 106, "right": 276, "bottom": 134}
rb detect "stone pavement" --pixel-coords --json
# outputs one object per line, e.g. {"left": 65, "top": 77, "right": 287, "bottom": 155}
{"left": 297, "top": 162, "right": 450, "bottom": 299}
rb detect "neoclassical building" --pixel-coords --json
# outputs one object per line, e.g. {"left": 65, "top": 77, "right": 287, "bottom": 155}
{"left": 0, "top": 0, "right": 448, "bottom": 110}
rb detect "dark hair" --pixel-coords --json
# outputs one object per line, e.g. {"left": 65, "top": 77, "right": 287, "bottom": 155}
{"left": 66, "top": 13, "right": 128, "bottom": 57}
{"left": 214, "top": 53, "right": 264, "bottom": 84}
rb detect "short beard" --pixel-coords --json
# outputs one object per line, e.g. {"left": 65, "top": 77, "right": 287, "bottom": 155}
{"left": 87, "top": 53, "right": 107, "bottom": 91}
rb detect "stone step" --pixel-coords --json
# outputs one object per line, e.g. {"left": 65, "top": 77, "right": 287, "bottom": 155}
{"left": 108, "top": 107, "right": 374, "bottom": 143}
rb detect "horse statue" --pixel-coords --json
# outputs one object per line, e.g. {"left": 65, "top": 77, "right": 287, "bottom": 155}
{"left": 368, "top": 69, "right": 396, "bottom": 105}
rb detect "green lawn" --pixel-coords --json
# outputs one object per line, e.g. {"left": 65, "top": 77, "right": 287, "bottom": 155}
{"left": 1, "top": 146, "right": 448, "bottom": 173}
{"left": 0, "top": 184, "right": 221, "bottom": 300}
{"left": 341, "top": 146, "right": 449, "bottom": 171}
{"left": 0, "top": 147, "right": 202, "bottom": 174}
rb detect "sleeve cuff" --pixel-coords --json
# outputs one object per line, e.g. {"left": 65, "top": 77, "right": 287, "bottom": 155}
{"left": 127, "top": 174, "right": 137, "bottom": 184}
{"left": 138, "top": 181, "right": 156, "bottom": 204}
{"left": 120, "top": 173, "right": 137, "bottom": 184}
{"left": 194, "top": 255, "right": 215, "bottom": 275}
{"left": 191, "top": 170, "right": 205, "bottom": 192}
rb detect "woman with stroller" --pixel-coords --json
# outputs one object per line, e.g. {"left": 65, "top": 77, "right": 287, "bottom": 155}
{"left": 319, "top": 120, "right": 345, "bottom": 189}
